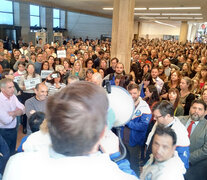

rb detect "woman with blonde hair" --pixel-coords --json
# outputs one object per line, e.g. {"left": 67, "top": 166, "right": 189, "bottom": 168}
{"left": 179, "top": 76, "right": 195, "bottom": 115}
{"left": 181, "top": 63, "right": 193, "bottom": 78}
{"left": 71, "top": 60, "right": 85, "bottom": 80}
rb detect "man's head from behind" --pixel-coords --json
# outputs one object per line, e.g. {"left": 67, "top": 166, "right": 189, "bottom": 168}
{"left": 46, "top": 81, "right": 108, "bottom": 156}
{"left": 152, "top": 125, "right": 177, "bottom": 162}
{"left": 29, "top": 112, "right": 45, "bottom": 133}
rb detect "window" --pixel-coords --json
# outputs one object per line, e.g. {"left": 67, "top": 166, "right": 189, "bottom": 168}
{"left": 0, "top": 0, "right": 13, "bottom": 25}
{"left": 53, "top": 9, "right": 60, "bottom": 28}
{"left": 30, "top": 5, "right": 40, "bottom": 27}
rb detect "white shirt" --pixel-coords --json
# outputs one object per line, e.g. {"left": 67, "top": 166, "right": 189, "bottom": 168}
{"left": 0, "top": 92, "right": 25, "bottom": 128}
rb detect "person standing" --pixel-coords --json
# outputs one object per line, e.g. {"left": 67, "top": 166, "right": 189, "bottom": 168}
{"left": 0, "top": 78, "right": 25, "bottom": 154}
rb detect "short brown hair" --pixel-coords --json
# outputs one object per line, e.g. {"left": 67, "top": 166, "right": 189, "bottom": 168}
{"left": 127, "top": 83, "right": 140, "bottom": 91}
{"left": 46, "top": 81, "right": 108, "bottom": 156}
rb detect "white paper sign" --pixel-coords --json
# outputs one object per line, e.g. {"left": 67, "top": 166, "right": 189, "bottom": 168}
{"left": 13, "top": 76, "right": 22, "bottom": 84}
{"left": 41, "top": 70, "right": 53, "bottom": 79}
{"left": 57, "top": 50, "right": 66, "bottom": 58}
{"left": 24, "top": 77, "right": 41, "bottom": 90}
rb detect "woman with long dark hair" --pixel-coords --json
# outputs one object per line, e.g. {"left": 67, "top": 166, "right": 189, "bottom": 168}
{"left": 139, "top": 73, "right": 155, "bottom": 98}
{"left": 160, "top": 70, "right": 181, "bottom": 100}
{"left": 168, "top": 88, "right": 184, "bottom": 116}
{"left": 144, "top": 85, "right": 160, "bottom": 108}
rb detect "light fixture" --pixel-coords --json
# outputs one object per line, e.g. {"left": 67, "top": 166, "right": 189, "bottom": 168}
{"left": 134, "top": 8, "right": 147, "bottom": 10}
{"left": 154, "top": 21, "right": 176, "bottom": 28}
{"left": 139, "top": 17, "right": 155, "bottom": 19}
{"left": 194, "top": 17, "right": 203, "bottom": 19}
{"left": 139, "top": 17, "right": 168, "bottom": 20}
{"left": 155, "top": 17, "right": 168, "bottom": 19}
{"left": 149, "top": 7, "right": 201, "bottom": 10}
{"left": 162, "top": 13, "right": 202, "bottom": 16}
{"left": 103, "top": 8, "right": 113, "bottom": 10}
{"left": 134, "top": 13, "right": 160, "bottom": 16}
{"left": 170, "top": 17, "right": 195, "bottom": 19}
{"left": 103, "top": 7, "right": 147, "bottom": 10}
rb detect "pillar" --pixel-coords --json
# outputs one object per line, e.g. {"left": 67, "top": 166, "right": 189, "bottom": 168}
{"left": 111, "top": 0, "right": 135, "bottom": 73}
{"left": 19, "top": 2, "right": 30, "bottom": 43}
{"left": 179, "top": 21, "right": 188, "bottom": 44}
{"left": 46, "top": 7, "right": 53, "bottom": 44}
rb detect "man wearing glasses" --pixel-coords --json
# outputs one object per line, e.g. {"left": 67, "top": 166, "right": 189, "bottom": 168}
{"left": 145, "top": 100, "right": 190, "bottom": 169}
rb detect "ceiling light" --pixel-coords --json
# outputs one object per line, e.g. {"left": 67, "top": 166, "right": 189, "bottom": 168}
{"left": 139, "top": 17, "right": 155, "bottom": 19}
{"left": 155, "top": 17, "right": 168, "bottom": 19}
{"left": 194, "top": 17, "right": 203, "bottom": 19}
{"left": 103, "top": 8, "right": 113, "bottom": 10}
{"left": 134, "top": 8, "right": 147, "bottom": 10}
{"left": 139, "top": 17, "right": 169, "bottom": 19}
{"left": 170, "top": 17, "right": 194, "bottom": 19}
{"left": 154, "top": 21, "right": 176, "bottom": 28}
{"left": 103, "top": 7, "right": 148, "bottom": 10}
{"left": 149, "top": 7, "right": 201, "bottom": 10}
{"left": 162, "top": 13, "right": 202, "bottom": 16}
{"left": 135, "top": 13, "right": 160, "bottom": 16}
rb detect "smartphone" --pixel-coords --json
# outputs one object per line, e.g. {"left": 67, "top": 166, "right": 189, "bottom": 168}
{"left": 51, "top": 73, "right": 58, "bottom": 78}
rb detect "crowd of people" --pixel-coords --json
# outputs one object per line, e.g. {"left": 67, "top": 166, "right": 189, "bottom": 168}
{"left": 0, "top": 37, "right": 207, "bottom": 180}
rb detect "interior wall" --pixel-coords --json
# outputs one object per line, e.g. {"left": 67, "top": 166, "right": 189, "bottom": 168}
{"left": 138, "top": 22, "right": 180, "bottom": 39}
{"left": 67, "top": 12, "right": 112, "bottom": 40}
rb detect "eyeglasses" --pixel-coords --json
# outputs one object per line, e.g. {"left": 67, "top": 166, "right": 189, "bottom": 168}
{"left": 154, "top": 115, "right": 163, "bottom": 120}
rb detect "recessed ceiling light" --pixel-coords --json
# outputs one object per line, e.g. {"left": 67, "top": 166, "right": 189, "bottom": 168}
{"left": 162, "top": 13, "right": 202, "bottom": 16}
{"left": 170, "top": 17, "right": 194, "bottom": 19}
{"left": 154, "top": 21, "right": 176, "bottom": 28}
{"left": 139, "top": 17, "right": 169, "bottom": 19}
{"left": 194, "top": 17, "right": 203, "bottom": 19}
{"left": 139, "top": 17, "right": 155, "bottom": 19}
{"left": 103, "top": 8, "right": 113, "bottom": 10}
{"left": 134, "top": 13, "right": 160, "bottom": 16}
{"left": 149, "top": 7, "right": 201, "bottom": 10}
{"left": 103, "top": 7, "right": 147, "bottom": 10}
{"left": 134, "top": 8, "right": 147, "bottom": 10}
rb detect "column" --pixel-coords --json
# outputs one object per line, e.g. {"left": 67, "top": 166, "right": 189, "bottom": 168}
{"left": 111, "top": 0, "right": 135, "bottom": 73}
{"left": 46, "top": 7, "right": 53, "bottom": 44}
{"left": 19, "top": 2, "right": 30, "bottom": 42}
{"left": 179, "top": 21, "right": 188, "bottom": 44}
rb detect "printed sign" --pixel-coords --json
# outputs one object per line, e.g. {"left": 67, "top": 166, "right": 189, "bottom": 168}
{"left": 13, "top": 76, "right": 22, "bottom": 84}
{"left": 57, "top": 50, "right": 66, "bottom": 58}
{"left": 24, "top": 77, "right": 41, "bottom": 90}
{"left": 41, "top": 70, "right": 53, "bottom": 79}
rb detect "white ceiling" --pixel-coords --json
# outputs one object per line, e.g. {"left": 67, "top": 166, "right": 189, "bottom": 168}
{"left": 20, "top": 0, "right": 207, "bottom": 22}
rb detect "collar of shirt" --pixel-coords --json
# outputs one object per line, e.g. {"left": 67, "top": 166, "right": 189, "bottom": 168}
{"left": 0, "top": 92, "right": 10, "bottom": 101}
{"left": 166, "top": 118, "right": 176, "bottom": 128}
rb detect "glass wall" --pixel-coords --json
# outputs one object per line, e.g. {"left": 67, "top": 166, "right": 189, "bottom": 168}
{"left": 0, "top": 0, "right": 14, "bottom": 25}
